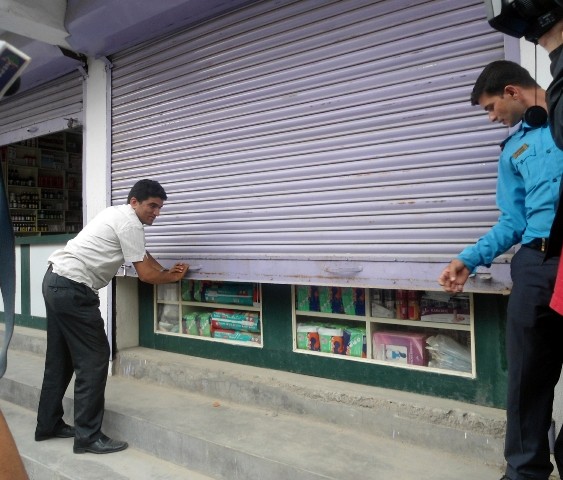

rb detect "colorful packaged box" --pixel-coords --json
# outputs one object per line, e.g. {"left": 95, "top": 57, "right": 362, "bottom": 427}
{"left": 182, "top": 312, "right": 212, "bottom": 337}
{"left": 181, "top": 279, "right": 206, "bottom": 302}
{"left": 296, "top": 285, "right": 330, "bottom": 312}
{"left": 330, "top": 287, "right": 364, "bottom": 315}
{"left": 198, "top": 312, "right": 212, "bottom": 337}
{"left": 344, "top": 327, "right": 367, "bottom": 358}
{"left": 319, "top": 287, "right": 332, "bottom": 313}
{"left": 420, "top": 292, "right": 470, "bottom": 324}
{"left": 204, "top": 282, "right": 254, "bottom": 306}
{"left": 330, "top": 287, "right": 346, "bottom": 314}
{"left": 210, "top": 309, "right": 260, "bottom": 332}
{"left": 211, "top": 309, "right": 260, "bottom": 321}
{"left": 318, "top": 326, "right": 345, "bottom": 354}
{"left": 296, "top": 323, "right": 321, "bottom": 351}
{"left": 210, "top": 315, "right": 260, "bottom": 333}
{"left": 296, "top": 285, "right": 312, "bottom": 311}
{"left": 372, "top": 331, "right": 429, "bottom": 366}
{"left": 353, "top": 288, "right": 366, "bottom": 316}
{"left": 183, "top": 312, "right": 199, "bottom": 335}
{"left": 181, "top": 279, "right": 192, "bottom": 301}
{"left": 212, "top": 328, "right": 261, "bottom": 343}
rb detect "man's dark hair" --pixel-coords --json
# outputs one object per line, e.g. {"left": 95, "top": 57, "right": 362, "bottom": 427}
{"left": 470, "top": 60, "right": 539, "bottom": 105}
{"left": 127, "top": 179, "right": 167, "bottom": 203}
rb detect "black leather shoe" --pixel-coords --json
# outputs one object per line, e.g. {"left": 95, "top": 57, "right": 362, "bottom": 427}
{"left": 73, "top": 434, "right": 128, "bottom": 454}
{"left": 35, "top": 423, "right": 75, "bottom": 441}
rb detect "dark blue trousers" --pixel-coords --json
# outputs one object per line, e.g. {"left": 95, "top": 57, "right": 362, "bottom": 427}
{"left": 505, "top": 246, "right": 563, "bottom": 479}
{"left": 36, "top": 267, "right": 110, "bottom": 446}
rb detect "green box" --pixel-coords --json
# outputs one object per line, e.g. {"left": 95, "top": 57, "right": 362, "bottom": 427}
{"left": 345, "top": 327, "right": 367, "bottom": 358}
{"left": 319, "top": 286, "right": 332, "bottom": 313}
{"left": 296, "top": 285, "right": 311, "bottom": 311}
{"left": 183, "top": 312, "right": 199, "bottom": 335}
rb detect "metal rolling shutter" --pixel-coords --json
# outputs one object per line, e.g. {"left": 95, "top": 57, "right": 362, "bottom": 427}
{"left": 111, "top": 0, "right": 510, "bottom": 292}
{"left": 0, "top": 73, "right": 83, "bottom": 144}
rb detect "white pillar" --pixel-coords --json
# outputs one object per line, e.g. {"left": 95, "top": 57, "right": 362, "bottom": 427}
{"left": 519, "top": 38, "right": 553, "bottom": 89}
{"left": 83, "top": 56, "right": 112, "bottom": 353}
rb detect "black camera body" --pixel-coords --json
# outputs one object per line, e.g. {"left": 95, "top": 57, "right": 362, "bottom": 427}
{"left": 485, "top": 0, "right": 563, "bottom": 42}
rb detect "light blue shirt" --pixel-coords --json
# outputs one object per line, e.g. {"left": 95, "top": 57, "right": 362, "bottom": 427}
{"left": 458, "top": 121, "right": 563, "bottom": 271}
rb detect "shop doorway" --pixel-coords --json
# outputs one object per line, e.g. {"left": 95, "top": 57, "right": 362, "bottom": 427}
{"left": 1, "top": 129, "right": 83, "bottom": 235}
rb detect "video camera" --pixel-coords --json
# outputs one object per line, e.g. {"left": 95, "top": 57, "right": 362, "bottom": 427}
{"left": 485, "top": 0, "right": 563, "bottom": 43}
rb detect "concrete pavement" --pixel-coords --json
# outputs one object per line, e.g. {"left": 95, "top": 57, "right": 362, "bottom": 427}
{"left": 0, "top": 325, "right": 528, "bottom": 479}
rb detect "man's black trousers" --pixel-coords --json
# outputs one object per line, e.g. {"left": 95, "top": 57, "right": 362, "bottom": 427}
{"left": 36, "top": 267, "right": 110, "bottom": 446}
{"left": 505, "top": 246, "right": 563, "bottom": 479}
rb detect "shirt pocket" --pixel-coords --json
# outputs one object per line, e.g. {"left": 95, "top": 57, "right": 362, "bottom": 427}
{"left": 511, "top": 143, "right": 537, "bottom": 183}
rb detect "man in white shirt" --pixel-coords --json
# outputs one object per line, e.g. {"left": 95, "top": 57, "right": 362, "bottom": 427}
{"left": 34, "top": 179, "right": 188, "bottom": 454}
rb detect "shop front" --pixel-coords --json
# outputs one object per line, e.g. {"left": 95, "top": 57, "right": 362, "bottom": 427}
{"left": 109, "top": 0, "right": 513, "bottom": 408}
{"left": 0, "top": 70, "right": 85, "bottom": 329}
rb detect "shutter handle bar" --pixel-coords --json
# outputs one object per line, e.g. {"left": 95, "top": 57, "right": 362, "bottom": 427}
{"left": 324, "top": 266, "right": 363, "bottom": 276}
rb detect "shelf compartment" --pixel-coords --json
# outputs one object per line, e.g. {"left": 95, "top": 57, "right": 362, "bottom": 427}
{"left": 155, "top": 280, "right": 263, "bottom": 348}
{"left": 293, "top": 285, "right": 475, "bottom": 378}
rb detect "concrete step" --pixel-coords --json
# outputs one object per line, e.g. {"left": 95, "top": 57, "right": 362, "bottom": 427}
{"left": 114, "top": 343, "right": 507, "bottom": 466}
{"left": 0, "top": 398, "right": 214, "bottom": 480}
{"left": 0, "top": 325, "right": 508, "bottom": 479}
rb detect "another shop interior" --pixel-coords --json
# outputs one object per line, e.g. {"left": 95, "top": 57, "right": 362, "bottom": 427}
{"left": 1, "top": 129, "right": 83, "bottom": 235}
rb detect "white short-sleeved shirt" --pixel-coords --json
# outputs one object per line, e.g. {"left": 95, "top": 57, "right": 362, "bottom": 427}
{"left": 49, "top": 204, "right": 146, "bottom": 292}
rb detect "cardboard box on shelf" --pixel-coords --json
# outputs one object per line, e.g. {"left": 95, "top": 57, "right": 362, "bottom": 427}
{"left": 212, "top": 329, "right": 261, "bottom": 343}
{"left": 420, "top": 292, "right": 470, "bottom": 324}
{"left": 318, "top": 326, "right": 345, "bottom": 354}
{"left": 204, "top": 282, "right": 254, "bottom": 306}
{"left": 344, "top": 327, "right": 367, "bottom": 358}
{"left": 296, "top": 323, "right": 321, "bottom": 351}
{"left": 373, "top": 331, "right": 429, "bottom": 366}
{"left": 296, "top": 285, "right": 312, "bottom": 311}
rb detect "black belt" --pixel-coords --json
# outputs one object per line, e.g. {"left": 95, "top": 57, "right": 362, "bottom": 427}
{"left": 522, "top": 238, "right": 548, "bottom": 252}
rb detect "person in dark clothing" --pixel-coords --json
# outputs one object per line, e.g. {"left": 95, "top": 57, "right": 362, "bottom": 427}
{"left": 539, "top": 19, "right": 563, "bottom": 151}
{"left": 35, "top": 179, "right": 188, "bottom": 455}
{"left": 539, "top": 20, "right": 563, "bottom": 315}
{"left": 438, "top": 60, "right": 563, "bottom": 480}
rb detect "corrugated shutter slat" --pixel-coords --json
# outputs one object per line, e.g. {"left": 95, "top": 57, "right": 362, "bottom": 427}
{"left": 111, "top": 0, "right": 510, "bottom": 291}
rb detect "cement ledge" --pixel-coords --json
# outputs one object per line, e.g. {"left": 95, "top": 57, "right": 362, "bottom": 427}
{"left": 114, "top": 347, "right": 506, "bottom": 439}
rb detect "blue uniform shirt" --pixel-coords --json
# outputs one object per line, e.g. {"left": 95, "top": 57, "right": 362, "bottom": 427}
{"left": 458, "top": 121, "right": 563, "bottom": 272}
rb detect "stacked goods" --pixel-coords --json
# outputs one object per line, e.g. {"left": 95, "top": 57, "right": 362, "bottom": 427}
{"left": 181, "top": 279, "right": 204, "bottom": 301}
{"left": 296, "top": 285, "right": 314, "bottom": 311}
{"left": 296, "top": 285, "right": 365, "bottom": 316}
{"left": 297, "top": 323, "right": 366, "bottom": 357}
{"left": 181, "top": 280, "right": 257, "bottom": 306}
{"left": 294, "top": 285, "right": 327, "bottom": 312}
{"left": 318, "top": 326, "right": 345, "bottom": 354}
{"left": 182, "top": 312, "right": 211, "bottom": 337}
{"left": 204, "top": 283, "right": 254, "bottom": 306}
{"left": 343, "top": 327, "right": 367, "bottom": 358}
{"left": 211, "top": 309, "right": 261, "bottom": 344}
{"left": 211, "top": 309, "right": 260, "bottom": 332}
{"left": 370, "top": 289, "right": 424, "bottom": 320}
{"left": 213, "top": 330, "right": 261, "bottom": 343}
{"left": 420, "top": 292, "right": 470, "bottom": 324}
{"left": 426, "top": 334, "right": 471, "bottom": 372}
{"left": 296, "top": 323, "right": 322, "bottom": 351}
{"left": 328, "top": 287, "right": 366, "bottom": 316}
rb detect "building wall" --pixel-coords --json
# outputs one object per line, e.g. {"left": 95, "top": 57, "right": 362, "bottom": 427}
{"left": 137, "top": 281, "right": 509, "bottom": 408}
{"left": 2, "top": 1, "right": 560, "bottom": 416}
